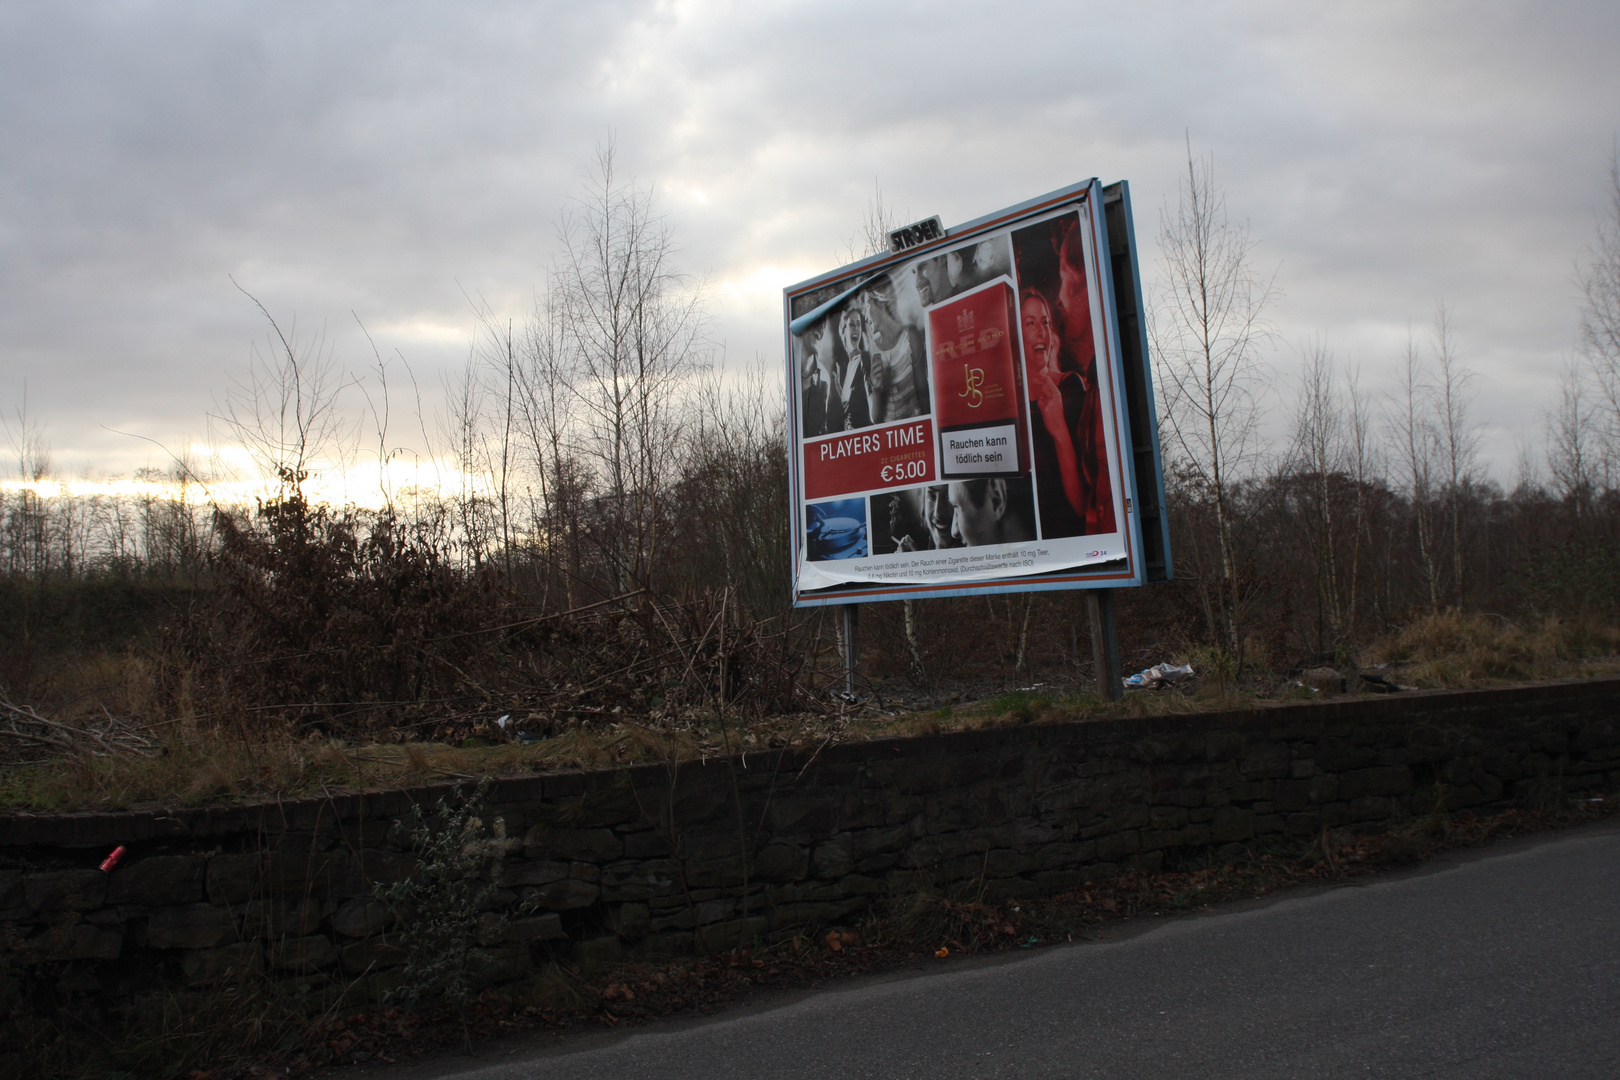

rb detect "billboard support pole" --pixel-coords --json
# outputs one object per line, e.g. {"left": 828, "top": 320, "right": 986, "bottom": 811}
{"left": 841, "top": 604, "right": 860, "bottom": 697}
{"left": 1087, "top": 589, "right": 1123, "bottom": 701}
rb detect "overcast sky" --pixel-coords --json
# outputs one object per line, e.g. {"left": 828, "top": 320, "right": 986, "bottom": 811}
{"left": 2, "top": 0, "right": 1617, "bottom": 484}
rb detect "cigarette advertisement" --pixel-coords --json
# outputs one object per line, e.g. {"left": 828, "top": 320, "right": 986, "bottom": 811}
{"left": 786, "top": 179, "right": 1167, "bottom": 606}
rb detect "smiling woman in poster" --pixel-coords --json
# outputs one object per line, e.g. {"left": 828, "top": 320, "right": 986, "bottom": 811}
{"left": 832, "top": 305, "right": 873, "bottom": 430}
{"left": 1012, "top": 213, "right": 1116, "bottom": 539}
{"left": 865, "top": 274, "right": 929, "bottom": 424}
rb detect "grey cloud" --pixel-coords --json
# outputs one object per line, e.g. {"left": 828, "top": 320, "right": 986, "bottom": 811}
{"left": 0, "top": 1, "right": 640, "bottom": 465}
{"left": 1, "top": 1, "right": 1617, "bottom": 476}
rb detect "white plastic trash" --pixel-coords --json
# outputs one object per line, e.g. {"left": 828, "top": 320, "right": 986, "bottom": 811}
{"left": 1124, "top": 662, "right": 1195, "bottom": 689}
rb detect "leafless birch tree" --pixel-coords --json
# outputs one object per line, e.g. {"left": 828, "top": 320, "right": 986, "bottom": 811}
{"left": 1581, "top": 150, "right": 1620, "bottom": 470}
{"left": 1289, "top": 343, "right": 1344, "bottom": 649}
{"left": 1388, "top": 332, "right": 1442, "bottom": 614}
{"left": 1150, "top": 145, "right": 1276, "bottom": 665}
{"left": 552, "top": 147, "right": 709, "bottom": 593}
{"left": 1342, "top": 365, "right": 1376, "bottom": 636}
{"left": 1547, "top": 359, "right": 1600, "bottom": 516}
{"left": 2, "top": 394, "right": 53, "bottom": 578}
{"left": 515, "top": 290, "right": 587, "bottom": 608}
{"left": 1286, "top": 345, "right": 1379, "bottom": 653}
{"left": 1432, "top": 304, "right": 1479, "bottom": 607}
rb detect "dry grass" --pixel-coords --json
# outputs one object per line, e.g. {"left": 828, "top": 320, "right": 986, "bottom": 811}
{"left": 1362, "top": 611, "right": 1620, "bottom": 687}
{"left": 4, "top": 613, "right": 1619, "bottom": 814}
{"left": 4, "top": 686, "right": 1233, "bottom": 812}
{"left": 0, "top": 710, "right": 875, "bottom": 812}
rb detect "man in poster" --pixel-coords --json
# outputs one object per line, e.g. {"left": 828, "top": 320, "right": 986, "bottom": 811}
{"left": 947, "top": 477, "right": 1036, "bottom": 546}
{"left": 800, "top": 323, "right": 833, "bottom": 437}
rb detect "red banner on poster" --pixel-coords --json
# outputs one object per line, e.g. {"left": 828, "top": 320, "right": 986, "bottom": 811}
{"left": 803, "top": 418, "right": 935, "bottom": 500}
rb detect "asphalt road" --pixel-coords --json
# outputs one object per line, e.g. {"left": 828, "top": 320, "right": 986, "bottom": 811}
{"left": 409, "top": 822, "right": 1620, "bottom": 1080}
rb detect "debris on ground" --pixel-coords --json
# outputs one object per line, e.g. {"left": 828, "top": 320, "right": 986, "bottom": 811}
{"left": 1355, "top": 668, "right": 1415, "bottom": 693}
{"left": 1124, "top": 663, "right": 1195, "bottom": 689}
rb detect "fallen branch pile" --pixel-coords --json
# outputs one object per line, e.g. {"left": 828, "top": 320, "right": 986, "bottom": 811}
{"left": 0, "top": 690, "right": 156, "bottom": 765}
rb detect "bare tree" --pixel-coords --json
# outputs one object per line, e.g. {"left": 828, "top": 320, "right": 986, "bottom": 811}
{"left": 1342, "top": 364, "right": 1377, "bottom": 637}
{"left": 1388, "top": 332, "right": 1442, "bottom": 614}
{"left": 1150, "top": 144, "right": 1277, "bottom": 665}
{"left": 461, "top": 296, "right": 530, "bottom": 575}
{"left": 440, "top": 352, "right": 497, "bottom": 567}
{"left": 1432, "top": 304, "right": 1479, "bottom": 606}
{"left": 1547, "top": 359, "right": 1599, "bottom": 516}
{"left": 214, "top": 285, "right": 356, "bottom": 499}
{"left": 1288, "top": 342, "right": 1345, "bottom": 650}
{"left": 841, "top": 180, "right": 904, "bottom": 265}
{"left": 351, "top": 313, "right": 418, "bottom": 517}
{"left": 515, "top": 289, "right": 589, "bottom": 608}
{"left": 552, "top": 146, "right": 709, "bottom": 593}
{"left": 1581, "top": 149, "right": 1620, "bottom": 474}
{"left": 1574, "top": 146, "right": 1620, "bottom": 488}
{"left": 2, "top": 388, "right": 55, "bottom": 578}
{"left": 1287, "top": 346, "right": 1380, "bottom": 653}
{"left": 836, "top": 184, "right": 936, "bottom": 680}
{"left": 685, "top": 360, "right": 790, "bottom": 616}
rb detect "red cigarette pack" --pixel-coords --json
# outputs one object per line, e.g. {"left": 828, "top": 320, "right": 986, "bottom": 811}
{"left": 926, "top": 281, "right": 1029, "bottom": 480}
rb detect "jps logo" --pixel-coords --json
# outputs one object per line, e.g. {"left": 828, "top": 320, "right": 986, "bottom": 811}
{"left": 958, "top": 365, "right": 985, "bottom": 408}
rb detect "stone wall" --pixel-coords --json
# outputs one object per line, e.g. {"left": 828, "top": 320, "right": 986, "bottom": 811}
{"left": 4, "top": 679, "right": 1619, "bottom": 998}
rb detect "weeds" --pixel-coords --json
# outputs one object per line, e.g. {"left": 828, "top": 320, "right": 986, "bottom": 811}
{"left": 374, "top": 780, "right": 526, "bottom": 1009}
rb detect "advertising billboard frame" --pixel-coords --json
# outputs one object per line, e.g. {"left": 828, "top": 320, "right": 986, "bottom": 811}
{"left": 783, "top": 178, "right": 1170, "bottom": 608}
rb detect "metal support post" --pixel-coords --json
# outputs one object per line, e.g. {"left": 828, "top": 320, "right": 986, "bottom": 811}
{"left": 1087, "top": 588, "right": 1123, "bottom": 701}
{"left": 841, "top": 603, "right": 860, "bottom": 697}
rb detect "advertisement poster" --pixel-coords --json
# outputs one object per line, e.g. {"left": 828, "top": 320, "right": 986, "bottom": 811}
{"left": 786, "top": 180, "right": 1158, "bottom": 606}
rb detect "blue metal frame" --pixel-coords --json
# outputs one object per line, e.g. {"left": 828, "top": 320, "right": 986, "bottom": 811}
{"left": 1107, "top": 181, "right": 1173, "bottom": 583}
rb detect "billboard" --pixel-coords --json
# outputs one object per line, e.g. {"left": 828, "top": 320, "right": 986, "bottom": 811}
{"left": 785, "top": 179, "right": 1170, "bottom": 606}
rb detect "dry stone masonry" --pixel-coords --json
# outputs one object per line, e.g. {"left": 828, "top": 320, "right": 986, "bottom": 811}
{"left": 3, "top": 679, "right": 1618, "bottom": 1000}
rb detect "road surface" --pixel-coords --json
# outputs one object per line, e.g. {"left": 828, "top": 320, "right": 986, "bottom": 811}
{"left": 392, "top": 821, "right": 1620, "bottom": 1079}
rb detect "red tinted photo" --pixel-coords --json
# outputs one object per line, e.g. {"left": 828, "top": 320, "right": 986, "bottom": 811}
{"left": 1010, "top": 213, "right": 1116, "bottom": 538}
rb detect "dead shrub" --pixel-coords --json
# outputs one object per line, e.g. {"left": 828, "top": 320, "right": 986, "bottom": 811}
{"left": 162, "top": 495, "right": 813, "bottom": 742}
